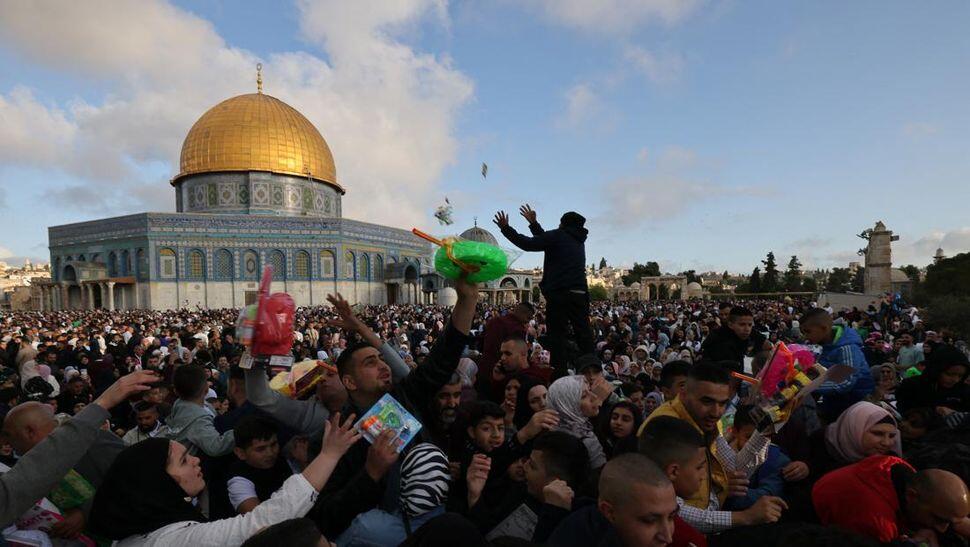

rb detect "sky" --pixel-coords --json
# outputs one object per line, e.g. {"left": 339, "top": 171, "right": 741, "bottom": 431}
{"left": 1, "top": 0, "right": 969, "bottom": 274}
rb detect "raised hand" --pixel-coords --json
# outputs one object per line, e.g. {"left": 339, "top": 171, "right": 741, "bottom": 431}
{"left": 542, "top": 479, "right": 574, "bottom": 510}
{"left": 93, "top": 370, "right": 159, "bottom": 410}
{"left": 326, "top": 293, "right": 362, "bottom": 332}
{"left": 519, "top": 204, "right": 537, "bottom": 224}
{"left": 321, "top": 413, "right": 361, "bottom": 458}
{"left": 364, "top": 429, "right": 400, "bottom": 481}
{"left": 493, "top": 211, "right": 510, "bottom": 229}
{"left": 521, "top": 409, "right": 559, "bottom": 441}
{"left": 467, "top": 453, "right": 492, "bottom": 507}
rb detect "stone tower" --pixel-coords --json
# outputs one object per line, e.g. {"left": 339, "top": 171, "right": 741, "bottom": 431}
{"left": 863, "top": 221, "right": 898, "bottom": 295}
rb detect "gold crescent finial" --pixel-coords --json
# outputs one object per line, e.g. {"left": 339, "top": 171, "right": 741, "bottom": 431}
{"left": 256, "top": 63, "right": 263, "bottom": 94}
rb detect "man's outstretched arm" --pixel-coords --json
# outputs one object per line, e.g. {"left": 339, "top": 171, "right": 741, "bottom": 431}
{"left": 494, "top": 210, "right": 553, "bottom": 252}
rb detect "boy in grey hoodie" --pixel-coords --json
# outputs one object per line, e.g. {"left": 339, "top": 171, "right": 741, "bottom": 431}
{"left": 164, "top": 364, "right": 234, "bottom": 457}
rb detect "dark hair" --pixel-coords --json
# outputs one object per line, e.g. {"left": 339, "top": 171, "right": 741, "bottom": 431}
{"left": 621, "top": 382, "right": 643, "bottom": 397}
{"left": 464, "top": 401, "right": 505, "bottom": 429}
{"left": 597, "top": 401, "right": 643, "bottom": 458}
{"left": 173, "top": 364, "right": 208, "bottom": 399}
{"left": 240, "top": 518, "right": 322, "bottom": 547}
{"left": 515, "top": 302, "right": 536, "bottom": 314}
{"left": 638, "top": 415, "right": 706, "bottom": 468}
{"left": 660, "top": 360, "right": 690, "bottom": 388}
{"left": 688, "top": 360, "right": 731, "bottom": 385}
{"left": 732, "top": 404, "right": 756, "bottom": 430}
{"left": 532, "top": 431, "right": 590, "bottom": 489}
{"left": 728, "top": 306, "right": 753, "bottom": 321}
{"left": 133, "top": 401, "right": 157, "bottom": 414}
{"left": 234, "top": 415, "right": 279, "bottom": 450}
{"left": 336, "top": 341, "right": 375, "bottom": 378}
{"left": 718, "top": 302, "right": 733, "bottom": 311}
{"left": 800, "top": 308, "right": 831, "bottom": 326}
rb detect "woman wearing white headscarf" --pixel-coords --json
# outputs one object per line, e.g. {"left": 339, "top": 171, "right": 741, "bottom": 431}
{"left": 547, "top": 376, "right": 606, "bottom": 469}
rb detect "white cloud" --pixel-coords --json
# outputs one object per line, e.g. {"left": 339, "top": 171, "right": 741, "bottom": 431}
{"left": 598, "top": 174, "right": 766, "bottom": 228}
{"left": 0, "top": 247, "right": 12, "bottom": 259}
{"left": 901, "top": 122, "right": 939, "bottom": 139}
{"left": 556, "top": 83, "right": 612, "bottom": 130}
{"left": 525, "top": 0, "right": 701, "bottom": 34}
{"left": 624, "top": 46, "right": 684, "bottom": 85}
{"left": 896, "top": 227, "right": 970, "bottom": 265}
{"left": 656, "top": 145, "right": 698, "bottom": 171}
{"left": 0, "top": 0, "right": 473, "bottom": 224}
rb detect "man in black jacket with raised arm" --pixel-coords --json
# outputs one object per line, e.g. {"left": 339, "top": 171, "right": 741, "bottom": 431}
{"left": 495, "top": 205, "right": 594, "bottom": 379}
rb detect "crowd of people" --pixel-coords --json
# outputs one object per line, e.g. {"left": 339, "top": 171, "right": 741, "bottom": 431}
{"left": 0, "top": 207, "right": 968, "bottom": 547}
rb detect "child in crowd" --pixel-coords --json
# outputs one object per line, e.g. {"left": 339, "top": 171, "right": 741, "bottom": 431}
{"left": 163, "top": 364, "right": 235, "bottom": 457}
{"left": 722, "top": 406, "right": 797, "bottom": 511}
{"left": 800, "top": 308, "right": 875, "bottom": 422}
{"left": 227, "top": 416, "right": 293, "bottom": 514}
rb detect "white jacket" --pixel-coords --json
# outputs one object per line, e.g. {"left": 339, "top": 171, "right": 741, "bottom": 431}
{"left": 115, "top": 474, "right": 318, "bottom": 547}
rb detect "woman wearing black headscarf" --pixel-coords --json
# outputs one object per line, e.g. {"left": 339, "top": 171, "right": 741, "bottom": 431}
{"left": 511, "top": 375, "right": 545, "bottom": 431}
{"left": 89, "top": 413, "right": 359, "bottom": 546}
{"left": 896, "top": 345, "right": 970, "bottom": 414}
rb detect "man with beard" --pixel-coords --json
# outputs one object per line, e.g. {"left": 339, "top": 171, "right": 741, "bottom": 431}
{"left": 121, "top": 401, "right": 165, "bottom": 445}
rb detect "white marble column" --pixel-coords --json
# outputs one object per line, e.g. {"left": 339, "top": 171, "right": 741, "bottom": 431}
{"left": 106, "top": 281, "right": 115, "bottom": 310}
{"left": 85, "top": 283, "right": 94, "bottom": 310}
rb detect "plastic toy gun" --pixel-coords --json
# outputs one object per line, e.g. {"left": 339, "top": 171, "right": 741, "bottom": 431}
{"left": 237, "top": 265, "right": 295, "bottom": 370}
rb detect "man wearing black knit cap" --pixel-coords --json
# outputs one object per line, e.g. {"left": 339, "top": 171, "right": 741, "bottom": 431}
{"left": 495, "top": 204, "right": 594, "bottom": 379}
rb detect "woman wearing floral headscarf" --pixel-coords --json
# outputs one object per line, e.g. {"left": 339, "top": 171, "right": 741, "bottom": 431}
{"left": 547, "top": 376, "right": 606, "bottom": 470}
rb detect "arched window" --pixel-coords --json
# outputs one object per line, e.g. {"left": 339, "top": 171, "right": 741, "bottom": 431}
{"left": 108, "top": 252, "right": 118, "bottom": 277}
{"left": 295, "top": 250, "right": 310, "bottom": 279}
{"left": 136, "top": 249, "right": 147, "bottom": 281}
{"left": 360, "top": 254, "right": 371, "bottom": 281}
{"left": 159, "top": 248, "right": 177, "bottom": 279}
{"left": 242, "top": 250, "right": 259, "bottom": 279}
{"left": 91, "top": 253, "right": 100, "bottom": 264}
{"left": 188, "top": 249, "right": 205, "bottom": 278}
{"left": 320, "top": 250, "right": 335, "bottom": 278}
{"left": 120, "top": 250, "right": 130, "bottom": 275}
{"left": 78, "top": 254, "right": 86, "bottom": 262}
{"left": 344, "top": 251, "right": 355, "bottom": 280}
{"left": 375, "top": 255, "right": 384, "bottom": 281}
{"left": 268, "top": 250, "right": 286, "bottom": 279}
{"left": 215, "top": 249, "right": 233, "bottom": 279}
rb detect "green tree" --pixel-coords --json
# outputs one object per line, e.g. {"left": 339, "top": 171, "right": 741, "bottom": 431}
{"left": 851, "top": 266, "right": 866, "bottom": 292}
{"left": 621, "top": 261, "right": 661, "bottom": 286}
{"left": 924, "top": 252, "right": 970, "bottom": 297}
{"left": 680, "top": 270, "right": 699, "bottom": 283}
{"left": 802, "top": 276, "right": 818, "bottom": 292}
{"left": 749, "top": 267, "right": 762, "bottom": 293}
{"left": 722, "top": 270, "right": 730, "bottom": 281}
{"left": 589, "top": 284, "right": 610, "bottom": 301}
{"left": 825, "top": 267, "right": 852, "bottom": 292}
{"left": 761, "top": 252, "right": 779, "bottom": 292}
{"left": 925, "top": 295, "right": 970, "bottom": 340}
{"left": 783, "top": 255, "right": 803, "bottom": 292}
{"left": 599, "top": 257, "right": 607, "bottom": 270}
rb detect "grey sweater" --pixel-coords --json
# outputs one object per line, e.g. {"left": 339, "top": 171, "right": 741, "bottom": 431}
{"left": 245, "top": 342, "right": 411, "bottom": 436}
{"left": 0, "top": 403, "right": 110, "bottom": 526}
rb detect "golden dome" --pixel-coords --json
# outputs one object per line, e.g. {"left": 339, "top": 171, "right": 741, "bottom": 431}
{"left": 174, "top": 93, "right": 342, "bottom": 193}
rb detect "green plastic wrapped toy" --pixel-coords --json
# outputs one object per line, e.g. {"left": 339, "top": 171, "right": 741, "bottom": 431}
{"left": 413, "top": 228, "right": 510, "bottom": 283}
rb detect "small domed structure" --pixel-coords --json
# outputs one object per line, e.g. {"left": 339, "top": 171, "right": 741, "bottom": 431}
{"left": 685, "top": 281, "right": 703, "bottom": 299}
{"left": 630, "top": 282, "right": 641, "bottom": 290}
{"left": 459, "top": 225, "right": 499, "bottom": 246}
